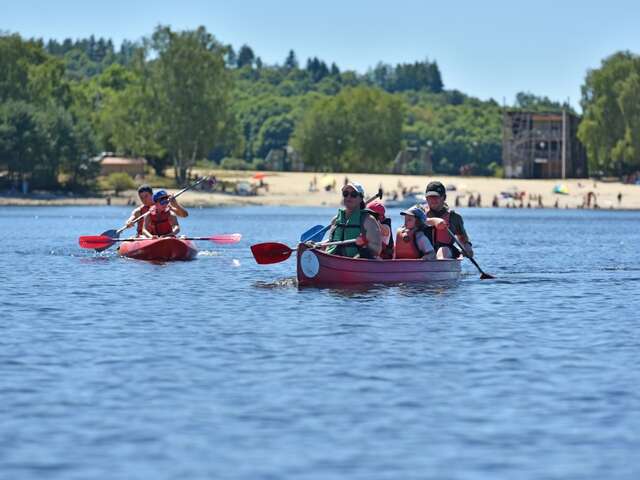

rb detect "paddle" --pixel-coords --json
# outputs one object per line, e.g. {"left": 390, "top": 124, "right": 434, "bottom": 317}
{"left": 300, "top": 187, "right": 384, "bottom": 243}
{"left": 251, "top": 239, "right": 357, "bottom": 265}
{"left": 91, "top": 176, "right": 214, "bottom": 251}
{"left": 446, "top": 227, "right": 494, "bottom": 280}
{"left": 79, "top": 233, "right": 241, "bottom": 250}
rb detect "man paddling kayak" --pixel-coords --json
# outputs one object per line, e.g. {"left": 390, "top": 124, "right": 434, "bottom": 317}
{"left": 141, "top": 190, "right": 182, "bottom": 238}
{"left": 124, "top": 184, "right": 188, "bottom": 236}
{"left": 421, "top": 181, "right": 474, "bottom": 259}
{"left": 322, "top": 182, "right": 382, "bottom": 259}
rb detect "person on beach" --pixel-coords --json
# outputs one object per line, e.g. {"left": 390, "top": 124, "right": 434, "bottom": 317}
{"left": 141, "top": 190, "right": 182, "bottom": 238}
{"left": 366, "top": 199, "right": 393, "bottom": 259}
{"left": 421, "top": 181, "right": 474, "bottom": 259}
{"left": 125, "top": 184, "right": 188, "bottom": 236}
{"left": 393, "top": 206, "right": 435, "bottom": 260}
{"left": 323, "top": 182, "right": 382, "bottom": 259}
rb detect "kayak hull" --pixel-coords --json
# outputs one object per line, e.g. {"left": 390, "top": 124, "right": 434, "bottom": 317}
{"left": 296, "top": 243, "right": 461, "bottom": 286}
{"left": 118, "top": 237, "right": 198, "bottom": 261}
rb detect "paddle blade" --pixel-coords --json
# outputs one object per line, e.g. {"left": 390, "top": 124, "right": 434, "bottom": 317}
{"left": 308, "top": 225, "right": 330, "bottom": 243}
{"left": 250, "top": 242, "right": 294, "bottom": 265}
{"left": 78, "top": 235, "right": 115, "bottom": 250}
{"left": 300, "top": 225, "right": 324, "bottom": 242}
{"left": 208, "top": 233, "right": 242, "bottom": 244}
{"left": 480, "top": 272, "right": 495, "bottom": 280}
{"left": 96, "top": 229, "right": 120, "bottom": 251}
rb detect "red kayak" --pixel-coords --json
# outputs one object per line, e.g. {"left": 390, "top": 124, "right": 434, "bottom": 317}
{"left": 118, "top": 237, "right": 198, "bottom": 261}
{"left": 296, "top": 243, "right": 461, "bottom": 286}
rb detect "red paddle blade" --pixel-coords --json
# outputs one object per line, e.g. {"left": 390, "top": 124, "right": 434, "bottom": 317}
{"left": 250, "top": 242, "right": 294, "bottom": 264}
{"left": 78, "top": 235, "right": 115, "bottom": 250}
{"left": 208, "top": 233, "right": 242, "bottom": 244}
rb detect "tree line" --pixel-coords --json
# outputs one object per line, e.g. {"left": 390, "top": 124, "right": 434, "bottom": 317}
{"left": 2, "top": 26, "right": 633, "bottom": 192}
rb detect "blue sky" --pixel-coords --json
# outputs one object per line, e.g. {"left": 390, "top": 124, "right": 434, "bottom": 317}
{"left": 4, "top": 0, "right": 639, "bottom": 109}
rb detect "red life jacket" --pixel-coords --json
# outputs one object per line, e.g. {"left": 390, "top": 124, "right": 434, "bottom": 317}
{"left": 425, "top": 209, "right": 453, "bottom": 247}
{"left": 136, "top": 205, "right": 151, "bottom": 235}
{"left": 148, "top": 205, "right": 173, "bottom": 236}
{"left": 394, "top": 227, "right": 421, "bottom": 259}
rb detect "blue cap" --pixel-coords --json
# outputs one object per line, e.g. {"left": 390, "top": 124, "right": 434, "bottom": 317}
{"left": 400, "top": 205, "right": 426, "bottom": 223}
{"left": 153, "top": 190, "right": 169, "bottom": 204}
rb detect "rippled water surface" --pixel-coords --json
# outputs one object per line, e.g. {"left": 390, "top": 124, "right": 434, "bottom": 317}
{"left": 1, "top": 205, "right": 639, "bottom": 480}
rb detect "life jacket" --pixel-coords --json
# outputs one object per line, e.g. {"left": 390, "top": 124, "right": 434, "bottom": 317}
{"left": 424, "top": 208, "right": 453, "bottom": 248}
{"left": 380, "top": 218, "right": 394, "bottom": 260}
{"left": 327, "top": 208, "right": 365, "bottom": 258}
{"left": 148, "top": 205, "right": 173, "bottom": 236}
{"left": 136, "top": 205, "right": 151, "bottom": 235}
{"left": 394, "top": 227, "right": 421, "bottom": 259}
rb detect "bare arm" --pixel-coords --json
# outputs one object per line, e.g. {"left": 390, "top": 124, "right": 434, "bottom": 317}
{"left": 362, "top": 215, "right": 382, "bottom": 258}
{"left": 141, "top": 216, "right": 153, "bottom": 238}
{"left": 170, "top": 214, "right": 180, "bottom": 235}
{"left": 170, "top": 197, "right": 188, "bottom": 218}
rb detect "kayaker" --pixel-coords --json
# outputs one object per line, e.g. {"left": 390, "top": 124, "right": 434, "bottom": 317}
{"left": 393, "top": 206, "right": 435, "bottom": 259}
{"left": 125, "top": 184, "right": 188, "bottom": 236}
{"left": 422, "top": 181, "right": 474, "bottom": 259}
{"left": 141, "top": 190, "right": 181, "bottom": 238}
{"left": 366, "top": 199, "right": 393, "bottom": 259}
{"left": 324, "top": 182, "right": 382, "bottom": 259}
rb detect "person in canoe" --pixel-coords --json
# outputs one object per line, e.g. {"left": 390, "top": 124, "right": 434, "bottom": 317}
{"left": 422, "top": 181, "right": 474, "bottom": 259}
{"left": 141, "top": 190, "right": 183, "bottom": 238}
{"left": 124, "top": 184, "right": 188, "bottom": 236}
{"left": 323, "top": 182, "right": 382, "bottom": 259}
{"left": 393, "top": 206, "right": 436, "bottom": 259}
{"left": 366, "top": 199, "right": 393, "bottom": 259}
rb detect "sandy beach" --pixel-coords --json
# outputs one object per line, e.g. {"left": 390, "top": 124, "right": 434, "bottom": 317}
{"left": 2, "top": 170, "right": 639, "bottom": 210}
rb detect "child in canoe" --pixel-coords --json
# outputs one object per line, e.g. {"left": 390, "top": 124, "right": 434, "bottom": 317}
{"left": 366, "top": 200, "right": 393, "bottom": 260}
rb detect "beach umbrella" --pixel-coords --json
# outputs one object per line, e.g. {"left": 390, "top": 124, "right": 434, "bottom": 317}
{"left": 553, "top": 183, "right": 569, "bottom": 195}
{"left": 252, "top": 172, "right": 267, "bottom": 180}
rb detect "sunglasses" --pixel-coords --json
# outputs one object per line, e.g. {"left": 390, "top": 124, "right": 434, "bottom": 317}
{"left": 158, "top": 197, "right": 169, "bottom": 205}
{"left": 342, "top": 191, "right": 361, "bottom": 198}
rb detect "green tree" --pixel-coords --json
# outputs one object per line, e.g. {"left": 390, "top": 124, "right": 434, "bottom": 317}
{"left": 292, "top": 86, "right": 404, "bottom": 172}
{"left": 578, "top": 51, "right": 640, "bottom": 175}
{"left": 146, "top": 26, "right": 235, "bottom": 183}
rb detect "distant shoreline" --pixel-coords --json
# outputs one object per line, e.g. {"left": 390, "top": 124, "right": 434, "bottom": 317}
{"left": 2, "top": 171, "right": 639, "bottom": 210}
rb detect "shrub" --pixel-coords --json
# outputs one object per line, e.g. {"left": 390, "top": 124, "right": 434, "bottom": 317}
{"left": 220, "top": 158, "right": 251, "bottom": 170}
{"left": 107, "top": 172, "right": 136, "bottom": 196}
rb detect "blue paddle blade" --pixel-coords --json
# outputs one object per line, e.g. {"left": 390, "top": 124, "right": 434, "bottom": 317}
{"left": 307, "top": 225, "right": 330, "bottom": 243}
{"left": 300, "top": 225, "right": 324, "bottom": 242}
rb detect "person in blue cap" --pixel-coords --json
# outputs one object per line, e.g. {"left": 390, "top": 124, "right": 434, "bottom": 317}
{"left": 141, "top": 190, "right": 184, "bottom": 237}
{"left": 124, "top": 184, "right": 188, "bottom": 236}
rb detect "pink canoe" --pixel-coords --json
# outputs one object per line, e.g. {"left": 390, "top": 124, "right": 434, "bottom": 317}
{"left": 296, "top": 243, "right": 461, "bottom": 286}
{"left": 118, "top": 237, "right": 198, "bottom": 261}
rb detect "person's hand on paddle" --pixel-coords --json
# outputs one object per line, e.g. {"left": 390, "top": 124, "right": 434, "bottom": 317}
{"left": 355, "top": 234, "right": 368, "bottom": 247}
{"left": 461, "top": 242, "right": 474, "bottom": 258}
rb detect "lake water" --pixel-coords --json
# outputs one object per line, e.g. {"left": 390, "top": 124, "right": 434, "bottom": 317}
{"left": 1, "top": 205, "right": 639, "bottom": 480}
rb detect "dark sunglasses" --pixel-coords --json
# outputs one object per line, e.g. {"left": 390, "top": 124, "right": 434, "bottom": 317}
{"left": 158, "top": 196, "right": 169, "bottom": 205}
{"left": 342, "top": 191, "right": 361, "bottom": 198}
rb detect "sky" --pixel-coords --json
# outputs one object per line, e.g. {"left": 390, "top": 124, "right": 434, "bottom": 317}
{"left": 3, "top": 0, "right": 640, "bottom": 109}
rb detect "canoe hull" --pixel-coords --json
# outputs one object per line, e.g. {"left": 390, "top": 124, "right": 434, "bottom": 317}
{"left": 118, "top": 237, "right": 198, "bottom": 261}
{"left": 296, "top": 244, "right": 461, "bottom": 286}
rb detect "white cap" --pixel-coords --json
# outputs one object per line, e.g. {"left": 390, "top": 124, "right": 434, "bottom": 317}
{"left": 342, "top": 181, "right": 365, "bottom": 197}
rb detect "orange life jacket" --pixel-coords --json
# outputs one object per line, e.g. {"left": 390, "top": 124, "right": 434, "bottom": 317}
{"left": 136, "top": 205, "right": 151, "bottom": 235}
{"left": 425, "top": 209, "right": 453, "bottom": 247}
{"left": 394, "top": 227, "right": 421, "bottom": 259}
{"left": 148, "top": 205, "right": 173, "bottom": 236}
